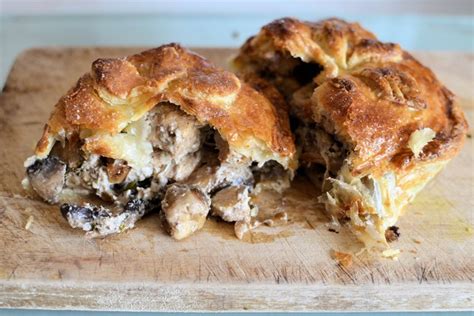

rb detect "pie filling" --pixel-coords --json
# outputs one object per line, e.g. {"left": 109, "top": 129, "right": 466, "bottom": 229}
{"left": 25, "top": 102, "right": 290, "bottom": 239}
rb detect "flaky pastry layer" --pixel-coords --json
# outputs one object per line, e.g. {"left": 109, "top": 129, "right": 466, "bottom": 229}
{"left": 34, "top": 44, "right": 296, "bottom": 170}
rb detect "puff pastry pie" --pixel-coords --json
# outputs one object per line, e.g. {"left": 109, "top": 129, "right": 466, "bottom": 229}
{"left": 234, "top": 18, "right": 468, "bottom": 250}
{"left": 23, "top": 44, "right": 296, "bottom": 239}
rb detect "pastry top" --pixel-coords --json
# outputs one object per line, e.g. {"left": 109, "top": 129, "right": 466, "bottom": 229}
{"left": 33, "top": 44, "right": 296, "bottom": 169}
{"left": 234, "top": 18, "right": 468, "bottom": 175}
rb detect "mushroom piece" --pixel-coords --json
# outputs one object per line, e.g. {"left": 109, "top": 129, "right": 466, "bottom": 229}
{"left": 161, "top": 184, "right": 211, "bottom": 240}
{"left": 26, "top": 156, "right": 66, "bottom": 203}
{"left": 160, "top": 158, "right": 255, "bottom": 240}
{"left": 60, "top": 199, "right": 152, "bottom": 237}
{"left": 184, "top": 161, "right": 254, "bottom": 194}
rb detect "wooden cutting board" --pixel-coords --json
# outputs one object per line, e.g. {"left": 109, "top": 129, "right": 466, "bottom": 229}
{"left": 0, "top": 48, "right": 472, "bottom": 312}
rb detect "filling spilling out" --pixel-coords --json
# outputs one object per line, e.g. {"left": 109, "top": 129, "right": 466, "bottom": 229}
{"left": 26, "top": 102, "right": 291, "bottom": 239}
{"left": 244, "top": 50, "right": 402, "bottom": 248}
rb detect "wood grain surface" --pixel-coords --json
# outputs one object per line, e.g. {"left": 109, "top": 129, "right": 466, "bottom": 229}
{"left": 0, "top": 47, "right": 472, "bottom": 312}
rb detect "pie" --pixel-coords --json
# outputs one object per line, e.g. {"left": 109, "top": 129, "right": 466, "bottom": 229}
{"left": 23, "top": 19, "right": 468, "bottom": 252}
{"left": 233, "top": 18, "right": 468, "bottom": 250}
{"left": 23, "top": 44, "right": 296, "bottom": 239}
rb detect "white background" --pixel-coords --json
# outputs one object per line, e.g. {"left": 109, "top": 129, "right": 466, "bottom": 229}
{"left": 1, "top": 0, "right": 473, "bottom": 15}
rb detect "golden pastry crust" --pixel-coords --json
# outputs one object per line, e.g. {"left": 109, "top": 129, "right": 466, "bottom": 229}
{"left": 35, "top": 44, "right": 296, "bottom": 169}
{"left": 234, "top": 18, "right": 467, "bottom": 175}
{"left": 234, "top": 17, "right": 468, "bottom": 250}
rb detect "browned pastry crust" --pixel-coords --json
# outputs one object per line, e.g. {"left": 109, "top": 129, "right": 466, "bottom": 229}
{"left": 234, "top": 17, "right": 468, "bottom": 250}
{"left": 234, "top": 18, "right": 467, "bottom": 175}
{"left": 25, "top": 44, "right": 297, "bottom": 239}
{"left": 35, "top": 43, "right": 296, "bottom": 169}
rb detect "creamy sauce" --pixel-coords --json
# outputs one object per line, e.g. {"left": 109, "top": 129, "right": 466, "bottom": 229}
{"left": 202, "top": 175, "right": 325, "bottom": 243}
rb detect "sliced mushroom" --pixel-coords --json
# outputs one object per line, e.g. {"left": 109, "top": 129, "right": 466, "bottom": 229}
{"left": 60, "top": 199, "right": 152, "bottom": 237}
{"left": 26, "top": 156, "right": 66, "bottom": 203}
{"left": 184, "top": 161, "right": 254, "bottom": 194}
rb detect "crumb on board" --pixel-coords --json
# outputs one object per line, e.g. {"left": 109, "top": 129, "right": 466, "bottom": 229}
{"left": 412, "top": 238, "right": 422, "bottom": 244}
{"left": 24, "top": 215, "right": 34, "bottom": 230}
{"left": 327, "top": 220, "right": 340, "bottom": 234}
{"left": 382, "top": 248, "right": 400, "bottom": 260}
{"left": 263, "top": 211, "right": 288, "bottom": 227}
{"left": 385, "top": 226, "right": 400, "bottom": 242}
{"left": 330, "top": 249, "right": 353, "bottom": 268}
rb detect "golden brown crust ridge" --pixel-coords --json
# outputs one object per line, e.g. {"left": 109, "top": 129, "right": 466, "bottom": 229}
{"left": 240, "top": 74, "right": 295, "bottom": 158}
{"left": 234, "top": 18, "right": 468, "bottom": 175}
{"left": 35, "top": 44, "right": 296, "bottom": 166}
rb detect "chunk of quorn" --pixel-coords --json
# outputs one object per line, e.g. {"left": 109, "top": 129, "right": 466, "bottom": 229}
{"left": 161, "top": 184, "right": 211, "bottom": 240}
{"left": 149, "top": 104, "right": 202, "bottom": 162}
{"left": 211, "top": 186, "right": 252, "bottom": 222}
{"left": 172, "top": 151, "right": 202, "bottom": 181}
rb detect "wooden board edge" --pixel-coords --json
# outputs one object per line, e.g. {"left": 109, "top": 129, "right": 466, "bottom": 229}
{"left": 0, "top": 280, "right": 472, "bottom": 312}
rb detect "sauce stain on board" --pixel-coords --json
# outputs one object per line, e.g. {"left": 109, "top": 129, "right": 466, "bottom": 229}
{"left": 409, "top": 191, "right": 473, "bottom": 241}
{"left": 240, "top": 229, "right": 294, "bottom": 243}
{"left": 202, "top": 217, "right": 295, "bottom": 244}
{"left": 201, "top": 217, "right": 236, "bottom": 240}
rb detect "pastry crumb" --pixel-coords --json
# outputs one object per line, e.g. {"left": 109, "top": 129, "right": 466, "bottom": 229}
{"left": 382, "top": 248, "right": 400, "bottom": 260}
{"left": 330, "top": 249, "right": 353, "bottom": 268}
{"left": 263, "top": 211, "right": 288, "bottom": 227}
{"left": 408, "top": 127, "right": 436, "bottom": 158}
{"left": 24, "top": 215, "right": 34, "bottom": 230}
{"left": 385, "top": 226, "right": 400, "bottom": 242}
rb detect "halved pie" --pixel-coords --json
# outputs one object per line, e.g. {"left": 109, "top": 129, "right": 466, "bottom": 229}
{"left": 233, "top": 18, "right": 468, "bottom": 250}
{"left": 23, "top": 44, "right": 296, "bottom": 239}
